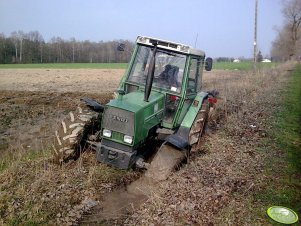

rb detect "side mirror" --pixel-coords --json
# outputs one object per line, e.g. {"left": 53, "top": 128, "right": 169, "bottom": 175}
{"left": 117, "top": 43, "right": 125, "bottom": 51}
{"left": 205, "top": 57, "right": 213, "bottom": 71}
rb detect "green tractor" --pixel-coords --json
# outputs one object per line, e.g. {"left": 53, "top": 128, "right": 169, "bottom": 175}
{"left": 53, "top": 36, "right": 216, "bottom": 171}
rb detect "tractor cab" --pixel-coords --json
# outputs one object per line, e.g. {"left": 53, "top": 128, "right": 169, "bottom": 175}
{"left": 120, "top": 36, "right": 211, "bottom": 129}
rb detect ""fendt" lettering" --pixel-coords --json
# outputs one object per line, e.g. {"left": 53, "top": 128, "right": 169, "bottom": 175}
{"left": 111, "top": 115, "right": 128, "bottom": 123}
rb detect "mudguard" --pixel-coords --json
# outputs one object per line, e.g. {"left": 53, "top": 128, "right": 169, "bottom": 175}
{"left": 165, "top": 91, "right": 208, "bottom": 149}
{"left": 80, "top": 97, "right": 104, "bottom": 112}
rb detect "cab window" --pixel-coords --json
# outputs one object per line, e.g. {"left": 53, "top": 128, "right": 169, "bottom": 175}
{"left": 186, "top": 58, "right": 198, "bottom": 94}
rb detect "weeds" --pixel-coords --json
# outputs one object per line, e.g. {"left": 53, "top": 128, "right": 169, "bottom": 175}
{"left": 0, "top": 63, "right": 299, "bottom": 225}
{"left": 258, "top": 64, "right": 301, "bottom": 218}
{"left": 0, "top": 151, "right": 139, "bottom": 225}
{"left": 126, "top": 62, "right": 300, "bottom": 225}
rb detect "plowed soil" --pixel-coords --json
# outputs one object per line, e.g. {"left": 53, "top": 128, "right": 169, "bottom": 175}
{"left": 0, "top": 68, "right": 228, "bottom": 154}
{"left": 0, "top": 69, "right": 124, "bottom": 93}
{"left": 0, "top": 69, "right": 123, "bottom": 155}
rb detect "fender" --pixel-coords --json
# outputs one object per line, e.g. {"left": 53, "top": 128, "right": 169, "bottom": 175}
{"left": 80, "top": 97, "right": 104, "bottom": 112}
{"left": 165, "top": 91, "right": 208, "bottom": 149}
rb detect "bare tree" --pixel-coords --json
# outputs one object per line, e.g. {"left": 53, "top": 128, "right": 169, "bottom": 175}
{"left": 271, "top": 26, "right": 292, "bottom": 60}
{"left": 272, "top": 0, "right": 301, "bottom": 60}
{"left": 282, "top": 0, "right": 301, "bottom": 58}
{"left": 70, "top": 38, "right": 76, "bottom": 63}
{"left": 0, "top": 30, "right": 134, "bottom": 64}
{"left": 15, "top": 30, "right": 25, "bottom": 63}
{"left": 10, "top": 31, "right": 18, "bottom": 62}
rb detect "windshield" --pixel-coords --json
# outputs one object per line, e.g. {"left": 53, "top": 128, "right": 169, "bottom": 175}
{"left": 127, "top": 45, "right": 186, "bottom": 93}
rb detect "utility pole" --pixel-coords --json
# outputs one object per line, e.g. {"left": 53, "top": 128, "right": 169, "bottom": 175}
{"left": 253, "top": 0, "right": 258, "bottom": 72}
{"left": 194, "top": 33, "right": 198, "bottom": 48}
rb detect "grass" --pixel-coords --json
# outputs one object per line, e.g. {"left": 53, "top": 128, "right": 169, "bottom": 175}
{"left": 125, "top": 62, "right": 299, "bottom": 225}
{"left": 210, "top": 63, "right": 301, "bottom": 225}
{"left": 213, "top": 61, "right": 278, "bottom": 70}
{"left": 259, "top": 64, "right": 301, "bottom": 213}
{"left": 125, "top": 64, "right": 288, "bottom": 225}
{"left": 0, "top": 63, "right": 128, "bottom": 69}
{"left": 0, "top": 151, "right": 139, "bottom": 225}
{"left": 0, "top": 62, "right": 298, "bottom": 225}
{"left": 0, "top": 148, "right": 49, "bottom": 173}
{"left": 275, "top": 64, "right": 301, "bottom": 174}
{"left": 0, "top": 61, "right": 277, "bottom": 71}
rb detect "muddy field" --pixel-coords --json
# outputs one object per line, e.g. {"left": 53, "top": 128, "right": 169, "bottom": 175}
{"left": 0, "top": 69, "right": 125, "bottom": 93}
{"left": 0, "top": 66, "right": 294, "bottom": 225}
{"left": 0, "top": 68, "right": 238, "bottom": 224}
{"left": 0, "top": 68, "right": 232, "bottom": 154}
{"left": 0, "top": 69, "right": 121, "bottom": 154}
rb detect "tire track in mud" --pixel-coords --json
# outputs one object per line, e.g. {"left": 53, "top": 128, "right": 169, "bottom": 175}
{"left": 80, "top": 143, "right": 188, "bottom": 225}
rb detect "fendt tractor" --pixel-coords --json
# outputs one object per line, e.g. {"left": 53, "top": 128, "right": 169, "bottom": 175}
{"left": 52, "top": 36, "right": 217, "bottom": 171}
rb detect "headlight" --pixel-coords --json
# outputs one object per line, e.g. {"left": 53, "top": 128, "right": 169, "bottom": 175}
{"left": 103, "top": 129, "right": 112, "bottom": 138}
{"left": 124, "top": 135, "right": 133, "bottom": 144}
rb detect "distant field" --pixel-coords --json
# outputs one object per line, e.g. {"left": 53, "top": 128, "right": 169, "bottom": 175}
{"left": 0, "top": 62, "right": 277, "bottom": 70}
{"left": 213, "top": 61, "right": 278, "bottom": 70}
{"left": 0, "top": 63, "right": 128, "bottom": 69}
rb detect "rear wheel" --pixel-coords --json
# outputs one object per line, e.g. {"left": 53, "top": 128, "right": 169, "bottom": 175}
{"left": 189, "top": 99, "right": 209, "bottom": 152}
{"left": 52, "top": 105, "right": 100, "bottom": 163}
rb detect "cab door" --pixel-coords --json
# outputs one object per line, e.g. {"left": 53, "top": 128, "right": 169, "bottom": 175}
{"left": 176, "top": 56, "right": 203, "bottom": 125}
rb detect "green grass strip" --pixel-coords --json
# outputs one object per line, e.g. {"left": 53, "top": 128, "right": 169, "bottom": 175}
{"left": 0, "top": 62, "right": 278, "bottom": 71}
{"left": 212, "top": 61, "right": 278, "bottom": 70}
{"left": 0, "top": 63, "right": 128, "bottom": 69}
{"left": 276, "top": 64, "right": 301, "bottom": 175}
{"left": 259, "top": 64, "right": 301, "bottom": 216}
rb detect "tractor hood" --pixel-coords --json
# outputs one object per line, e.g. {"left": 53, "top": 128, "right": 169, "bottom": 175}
{"left": 101, "top": 91, "right": 165, "bottom": 146}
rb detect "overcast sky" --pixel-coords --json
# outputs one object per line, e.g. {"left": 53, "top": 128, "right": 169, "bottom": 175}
{"left": 0, "top": 0, "right": 283, "bottom": 58}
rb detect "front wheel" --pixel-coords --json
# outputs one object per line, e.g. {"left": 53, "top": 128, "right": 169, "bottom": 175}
{"left": 52, "top": 105, "right": 100, "bottom": 163}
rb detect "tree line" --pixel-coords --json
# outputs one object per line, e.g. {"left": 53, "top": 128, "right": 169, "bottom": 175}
{"left": 271, "top": 0, "right": 301, "bottom": 61}
{"left": 3, "top": 0, "right": 300, "bottom": 66}
{"left": 0, "top": 31, "right": 134, "bottom": 64}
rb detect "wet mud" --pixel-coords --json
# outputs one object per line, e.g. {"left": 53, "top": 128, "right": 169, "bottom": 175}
{"left": 80, "top": 143, "right": 186, "bottom": 225}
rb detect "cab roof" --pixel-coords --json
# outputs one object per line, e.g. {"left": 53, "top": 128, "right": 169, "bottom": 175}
{"left": 136, "top": 35, "right": 205, "bottom": 57}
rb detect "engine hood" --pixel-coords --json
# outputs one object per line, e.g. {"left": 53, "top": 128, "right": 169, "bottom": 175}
{"left": 101, "top": 90, "right": 165, "bottom": 146}
{"left": 106, "top": 91, "right": 164, "bottom": 113}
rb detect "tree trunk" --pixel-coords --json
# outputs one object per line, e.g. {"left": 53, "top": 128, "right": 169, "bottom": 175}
{"left": 19, "top": 39, "right": 22, "bottom": 63}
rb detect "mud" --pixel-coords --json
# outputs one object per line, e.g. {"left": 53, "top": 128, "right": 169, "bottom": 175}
{"left": 80, "top": 143, "right": 187, "bottom": 225}
{"left": 0, "top": 68, "right": 229, "bottom": 224}
{"left": 0, "top": 68, "right": 123, "bottom": 155}
{"left": 145, "top": 143, "right": 186, "bottom": 181}
{"left": 81, "top": 180, "right": 150, "bottom": 225}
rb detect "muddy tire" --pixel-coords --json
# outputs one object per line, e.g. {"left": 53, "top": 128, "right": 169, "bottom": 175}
{"left": 189, "top": 99, "right": 209, "bottom": 152}
{"left": 52, "top": 105, "right": 100, "bottom": 163}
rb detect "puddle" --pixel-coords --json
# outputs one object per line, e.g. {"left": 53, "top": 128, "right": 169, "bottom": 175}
{"left": 81, "top": 177, "right": 157, "bottom": 225}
